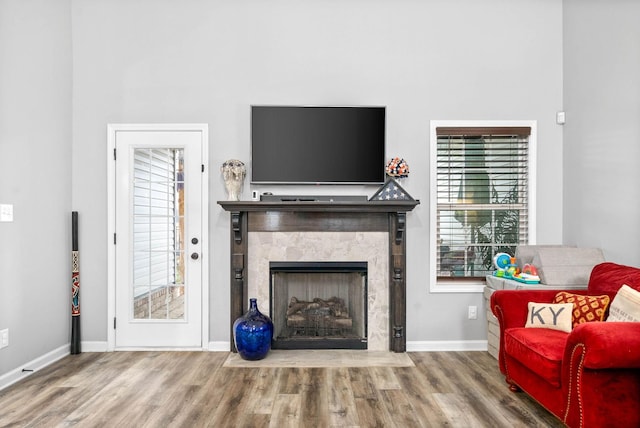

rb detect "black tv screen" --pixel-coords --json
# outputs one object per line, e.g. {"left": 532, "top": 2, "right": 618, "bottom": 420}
{"left": 251, "top": 106, "right": 386, "bottom": 184}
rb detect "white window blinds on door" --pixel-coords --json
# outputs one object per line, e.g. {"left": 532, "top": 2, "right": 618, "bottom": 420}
{"left": 436, "top": 127, "right": 530, "bottom": 279}
{"left": 132, "top": 149, "right": 184, "bottom": 300}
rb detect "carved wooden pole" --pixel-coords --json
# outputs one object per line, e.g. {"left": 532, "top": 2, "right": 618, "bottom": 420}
{"left": 70, "top": 211, "right": 81, "bottom": 354}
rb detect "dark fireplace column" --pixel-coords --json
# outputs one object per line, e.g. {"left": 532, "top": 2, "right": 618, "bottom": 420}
{"left": 229, "top": 212, "right": 247, "bottom": 353}
{"left": 390, "top": 212, "right": 407, "bottom": 352}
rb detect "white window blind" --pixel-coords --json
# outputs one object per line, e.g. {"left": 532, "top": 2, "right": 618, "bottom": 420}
{"left": 132, "top": 149, "right": 184, "bottom": 303}
{"left": 436, "top": 127, "right": 530, "bottom": 279}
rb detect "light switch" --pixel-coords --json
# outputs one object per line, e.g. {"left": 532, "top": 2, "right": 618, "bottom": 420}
{"left": 0, "top": 204, "right": 13, "bottom": 222}
{"left": 0, "top": 329, "right": 8, "bottom": 348}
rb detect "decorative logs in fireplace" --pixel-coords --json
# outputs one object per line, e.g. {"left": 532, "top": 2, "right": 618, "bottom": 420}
{"left": 286, "top": 296, "right": 353, "bottom": 336}
{"left": 270, "top": 261, "right": 368, "bottom": 349}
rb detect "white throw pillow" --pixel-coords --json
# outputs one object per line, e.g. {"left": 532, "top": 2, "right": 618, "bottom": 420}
{"left": 607, "top": 284, "right": 640, "bottom": 322}
{"left": 525, "top": 302, "right": 573, "bottom": 333}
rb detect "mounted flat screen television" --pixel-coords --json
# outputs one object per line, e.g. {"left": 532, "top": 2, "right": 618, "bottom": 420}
{"left": 251, "top": 106, "right": 386, "bottom": 184}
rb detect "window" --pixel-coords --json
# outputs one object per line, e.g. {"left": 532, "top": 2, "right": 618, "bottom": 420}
{"left": 429, "top": 121, "right": 536, "bottom": 292}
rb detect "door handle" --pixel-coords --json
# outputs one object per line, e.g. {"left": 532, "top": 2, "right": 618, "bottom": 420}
{"left": 191, "top": 252, "right": 199, "bottom": 260}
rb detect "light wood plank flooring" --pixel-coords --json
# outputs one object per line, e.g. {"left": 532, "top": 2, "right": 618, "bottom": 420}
{"left": 0, "top": 351, "right": 563, "bottom": 427}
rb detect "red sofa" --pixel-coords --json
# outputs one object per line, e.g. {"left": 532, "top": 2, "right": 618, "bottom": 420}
{"left": 491, "top": 262, "right": 640, "bottom": 428}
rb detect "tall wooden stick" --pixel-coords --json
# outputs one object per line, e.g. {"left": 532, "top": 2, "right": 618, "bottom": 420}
{"left": 71, "top": 211, "right": 81, "bottom": 354}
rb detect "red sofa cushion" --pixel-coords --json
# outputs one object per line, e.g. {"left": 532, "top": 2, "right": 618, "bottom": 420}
{"left": 504, "top": 327, "right": 568, "bottom": 387}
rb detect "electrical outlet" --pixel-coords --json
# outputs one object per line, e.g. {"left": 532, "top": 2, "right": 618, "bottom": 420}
{"left": 0, "top": 329, "right": 8, "bottom": 349}
{"left": 468, "top": 306, "right": 478, "bottom": 320}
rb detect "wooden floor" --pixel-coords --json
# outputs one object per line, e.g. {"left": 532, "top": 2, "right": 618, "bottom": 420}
{"left": 0, "top": 351, "right": 563, "bottom": 428}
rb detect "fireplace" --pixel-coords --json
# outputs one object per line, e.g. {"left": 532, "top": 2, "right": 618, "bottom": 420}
{"left": 218, "top": 200, "right": 419, "bottom": 352}
{"left": 270, "top": 261, "right": 367, "bottom": 350}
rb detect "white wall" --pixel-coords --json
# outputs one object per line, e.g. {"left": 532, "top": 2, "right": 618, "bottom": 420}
{"left": 70, "top": 0, "right": 564, "bottom": 346}
{"left": 0, "top": 0, "right": 72, "bottom": 377}
{"left": 11, "top": 0, "right": 640, "bottom": 385}
{"left": 5, "top": 0, "right": 638, "bottom": 383}
{"left": 563, "top": 0, "right": 640, "bottom": 266}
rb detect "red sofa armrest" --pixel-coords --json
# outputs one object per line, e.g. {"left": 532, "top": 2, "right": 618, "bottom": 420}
{"left": 490, "top": 289, "right": 563, "bottom": 329}
{"left": 564, "top": 321, "right": 640, "bottom": 369}
{"left": 562, "top": 321, "right": 640, "bottom": 428}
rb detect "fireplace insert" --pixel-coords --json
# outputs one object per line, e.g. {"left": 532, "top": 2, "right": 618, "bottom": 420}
{"left": 269, "top": 261, "right": 368, "bottom": 349}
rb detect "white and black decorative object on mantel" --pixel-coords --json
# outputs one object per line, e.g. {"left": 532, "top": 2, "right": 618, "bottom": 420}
{"left": 221, "top": 159, "right": 246, "bottom": 201}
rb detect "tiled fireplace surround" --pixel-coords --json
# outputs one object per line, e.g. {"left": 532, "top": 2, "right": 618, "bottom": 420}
{"left": 250, "top": 231, "right": 388, "bottom": 350}
{"left": 219, "top": 200, "right": 419, "bottom": 353}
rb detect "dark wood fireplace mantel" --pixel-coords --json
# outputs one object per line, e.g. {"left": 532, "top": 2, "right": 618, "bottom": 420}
{"left": 218, "top": 200, "right": 419, "bottom": 352}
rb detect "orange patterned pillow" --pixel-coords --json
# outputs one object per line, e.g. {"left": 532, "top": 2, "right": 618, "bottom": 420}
{"left": 553, "top": 292, "right": 610, "bottom": 327}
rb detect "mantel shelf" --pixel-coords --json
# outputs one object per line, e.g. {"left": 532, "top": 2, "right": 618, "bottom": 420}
{"left": 218, "top": 200, "right": 420, "bottom": 213}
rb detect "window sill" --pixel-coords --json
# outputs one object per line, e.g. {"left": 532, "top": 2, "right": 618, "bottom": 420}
{"left": 430, "top": 279, "right": 486, "bottom": 294}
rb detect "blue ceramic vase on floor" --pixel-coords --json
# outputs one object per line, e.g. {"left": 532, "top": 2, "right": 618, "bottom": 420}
{"left": 233, "top": 298, "right": 273, "bottom": 360}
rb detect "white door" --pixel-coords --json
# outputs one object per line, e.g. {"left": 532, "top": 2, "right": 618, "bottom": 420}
{"left": 112, "top": 125, "right": 207, "bottom": 348}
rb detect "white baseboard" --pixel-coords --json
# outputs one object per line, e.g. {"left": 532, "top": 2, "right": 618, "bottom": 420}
{"left": 0, "top": 344, "right": 69, "bottom": 391}
{"left": 208, "top": 341, "right": 231, "bottom": 352}
{"left": 407, "top": 340, "right": 488, "bottom": 352}
{"left": 81, "top": 341, "right": 109, "bottom": 352}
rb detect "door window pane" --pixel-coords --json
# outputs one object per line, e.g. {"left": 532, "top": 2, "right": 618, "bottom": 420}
{"left": 132, "top": 148, "right": 185, "bottom": 320}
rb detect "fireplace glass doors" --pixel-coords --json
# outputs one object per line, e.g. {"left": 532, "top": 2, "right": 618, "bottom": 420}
{"left": 270, "top": 261, "right": 368, "bottom": 349}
